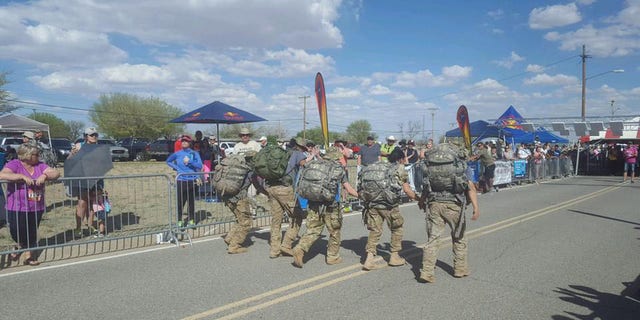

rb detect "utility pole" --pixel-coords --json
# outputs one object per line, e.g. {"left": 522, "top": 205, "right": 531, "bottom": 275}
{"left": 422, "top": 114, "right": 425, "bottom": 141}
{"left": 299, "top": 95, "right": 310, "bottom": 140}
{"left": 427, "top": 107, "right": 438, "bottom": 141}
{"left": 580, "top": 44, "right": 591, "bottom": 121}
{"left": 610, "top": 99, "right": 616, "bottom": 117}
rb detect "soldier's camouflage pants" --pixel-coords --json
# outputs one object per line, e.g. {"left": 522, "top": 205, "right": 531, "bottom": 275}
{"left": 224, "top": 198, "right": 252, "bottom": 248}
{"left": 421, "top": 201, "right": 468, "bottom": 277}
{"left": 296, "top": 204, "right": 342, "bottom": 260}
{"left": 365, "top": 206, "right": 404, "bottom": 254}
{"left": 266, "top": 185, "right": 302, "bottom": 255}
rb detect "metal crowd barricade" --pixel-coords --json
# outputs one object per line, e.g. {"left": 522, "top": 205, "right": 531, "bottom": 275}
{"left": 0, "top": 174, "right": 173, "bottom": 267}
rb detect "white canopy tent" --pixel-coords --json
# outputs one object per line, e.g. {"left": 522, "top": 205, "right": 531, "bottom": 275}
{"left": 0, "top": 113, "right": 52, "bottom": 147}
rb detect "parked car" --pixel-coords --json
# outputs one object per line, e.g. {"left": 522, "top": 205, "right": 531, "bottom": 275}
{"left": 1, "top": 137, "right": 23, "bottom": 151}
{"left": 219, "top": 141, "right": 236, "bottom": 155}
{"left": 50, "top": 138, "right": 73, "bottom": 162}
{"left": 147, "top": 138, "right": 175, "bottom": 161}
{"left": 118, "top": 137, "right": 150, "bottom": 161}
{"left": 74, "top": 138, "right": 130, "bottom": 162}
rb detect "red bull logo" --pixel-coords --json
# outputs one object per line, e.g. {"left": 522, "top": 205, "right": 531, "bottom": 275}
{"left": 223, "top": 111, "right": 244, "bottom": 121}
{"left": 185, "top": 112, "right": 201, "bottom": 121}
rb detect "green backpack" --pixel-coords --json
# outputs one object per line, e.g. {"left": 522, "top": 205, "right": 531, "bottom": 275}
{"left": 253, "top": 145, "right": 291, "bottom": 181}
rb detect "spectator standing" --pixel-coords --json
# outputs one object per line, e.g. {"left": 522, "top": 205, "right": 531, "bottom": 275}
{"left": 0, "top": 143, "right": 60, "bottom": 265}
{"left": 208, "top": 136, "right": 223, "bottom": 168}
{"left": 357, "top": 136, "right": 381, "bottom": 169}
{"left": 380, "top": 136, "right": 397, "bottom": 163}
{"left": 166, "top": 135, "right": 203, "bottom": 228}
{"left": 234, "top": 128, "right": 262, "bottom": 155}
{"left": 623, "top": 142, "right": 637, "bottom": 183}
{"left": 68, "top": 127, "right": 103, "bottom": 238}
{"left": 258, "top": 136, "right": 268, "bottom": 148}
{"left": 193, "top": 131, "right": 212, "bottom": 180}
{"left": 532, "top": 146, "right": 544, "bottom": 184}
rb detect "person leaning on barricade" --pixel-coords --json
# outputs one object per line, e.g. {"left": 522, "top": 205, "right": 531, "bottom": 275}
{"left": 470, "top": 142, "right": 496, "bottom": 193}
{"left": 0, "top": 143, "right": 60, "bottom": 266}
{"left": 359, "top": 147, "right": 416, "bottom": 271}
{"left": 291, "top": 147, "right": 358, "bottom": 268}
{"left": 166, "top": 135, "right": 202, "bottom": 229}
{"left": 417, "top": 142, "right": 480, "bottom": 283}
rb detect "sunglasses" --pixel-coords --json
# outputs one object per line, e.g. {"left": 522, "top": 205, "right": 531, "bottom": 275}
{"left": 89, "top": 133, "right": 99, "bottom": 137}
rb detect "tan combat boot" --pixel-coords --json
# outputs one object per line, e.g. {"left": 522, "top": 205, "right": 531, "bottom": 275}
{"left": 362, "top": 253, "right": 385, "bottom": 271}
{"left": 228, "top": 246, "right": 248, "bottom": 254}
{"left": 292, "top": 247, "right": 304, "bottom": 268}
{"left": 453, "top": 269, "right": 470, "bottom": 278}
{"left": 269, "top": 249, "right": 281, "bottom": 259}
{"left": 388, "top": 252, "right": 406, "bottom": 266}
{"left": 326, "top": 256, "right": 343, "bottom": 265}
{"left": 419, "top": 272, "right": 435, "bottom": 283}
{"left": 280, "top": 246, "right": 293, "bottom": 256}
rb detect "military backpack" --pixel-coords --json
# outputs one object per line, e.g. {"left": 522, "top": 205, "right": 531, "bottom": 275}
{"left": 253, "top": 144, "right": 291, "bottom": 182}
{"left": 421, "top": 143, "right": 468, "bottom": 201}
{"left": 212, "top": 154, "right": 252, "bottom": 197}
{"left": 357, "top": 162, "right": 402, "bottom": 207}
{"left": 296, "top": 159, "right": 344, "bottom": 203}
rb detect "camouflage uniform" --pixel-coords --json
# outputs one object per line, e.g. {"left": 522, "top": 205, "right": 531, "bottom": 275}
{"left": 223, "top": 182, "right": 252, "bottom": 253}
{"left": 293, "top": 155, "right": 349, "bottom": 265}
{"left": 296, "top": 202, "right": 343, "bottom": 263}
{"left": 265, "top": 184, "right": 301, "bottom": 257}
{"left": 421, "top": 201, "right": 468, "bottom": 279}
{"left": 364, "top": 164, "right": 407, "bottom": 255}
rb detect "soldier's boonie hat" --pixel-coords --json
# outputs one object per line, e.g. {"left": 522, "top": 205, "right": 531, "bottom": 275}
{"left": 22, "top": 131, "right": 35, "bottom": 140}
{"left": 294, "top": 137, "right": 308, "bottom": 150}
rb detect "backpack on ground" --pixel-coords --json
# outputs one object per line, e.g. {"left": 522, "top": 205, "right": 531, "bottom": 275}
{"left": 212, "top": 154, "right": 252, "bottom": 197}
{"left": 357, "top": 162, "right": 402, "bottom": 207}
{"left": 296, "top": 159, "right": 344, "bottom": 203}
{"left": 253, "top": 145, "right": 291, "bottom": 181}
{"left": 421, "top": 143, "right": 468, "bottom": 201}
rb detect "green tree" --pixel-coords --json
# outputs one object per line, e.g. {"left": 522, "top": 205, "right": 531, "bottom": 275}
{"left": 29, "top": 112, "right": 70, "bottom": 139}
{"left": 90, "top": 93, "right": 184, "bottom": 139}
{"left": 345, "top": 120, "right": 375, "bottom": 144}
{"left": 295, "top": 126, "right": 342, "bottom": 147}
{"left": 65, "top": 120, "right": 85, "bottom": 140}
{"left": 0, "top": 71, "right": 19, "bottom": 115}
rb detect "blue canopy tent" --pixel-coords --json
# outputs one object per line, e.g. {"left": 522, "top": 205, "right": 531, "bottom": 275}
{"left": 169, "top": 100, "right": 267, "bottom": 142}
{"left": 445, "top": 120, "right": 513, "bottom": 143}
{"left": 506, "top": 127, "right": 569, "bottom": 144}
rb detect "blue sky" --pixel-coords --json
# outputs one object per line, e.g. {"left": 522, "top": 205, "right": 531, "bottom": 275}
{"left": 0, "top": 0, "right": 638, "bottom": 141}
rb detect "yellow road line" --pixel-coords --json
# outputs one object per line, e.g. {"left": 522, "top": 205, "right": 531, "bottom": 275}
{"left": 182, "top": 183, "right": 622, "bottom": 319}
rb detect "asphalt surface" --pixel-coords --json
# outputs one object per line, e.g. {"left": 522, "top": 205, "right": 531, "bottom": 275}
{"left": 1, "top": 176, "right": 639, "bottom": 320}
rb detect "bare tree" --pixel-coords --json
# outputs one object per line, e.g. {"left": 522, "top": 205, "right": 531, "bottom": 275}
{"left": 406, "top": 120, "right": 422, "bottom": 140}
{"left": 66, "top": 120, "right": 85, "bottom": 140}
{"left": 0, "top": 71, "right": 19, "bottom": 115}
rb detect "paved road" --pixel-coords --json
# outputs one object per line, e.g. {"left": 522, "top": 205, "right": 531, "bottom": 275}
{"left": 1, "top": 176, "right": 639, "bottom": 319}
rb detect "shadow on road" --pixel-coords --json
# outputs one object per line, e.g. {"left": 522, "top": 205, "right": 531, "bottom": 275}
{"left": 566, "top": 209, "right": 640, "bottom": 226}
{"left": 552, "top": 277, "right": 640, "bottom": 320}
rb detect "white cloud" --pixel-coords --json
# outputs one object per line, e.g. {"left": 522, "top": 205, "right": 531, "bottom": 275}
{"left": 529, "top": 3, "right": 581, "bottom": 30}
{"left": 493, "top": 51, "right": 525, "bottom": 69}
{"left": 492, "top": 28, "right": 505, "bottom": 34}
{"left": 369, "top": 84, "right": 391, "bottom": 95}
{"left": 524, "top": 73, "right": 578, "bottom": 86}
{"left": 393, "top": 65, "right": 472, "bottom": 87}
{"left": 526, "top": 64, "right": 545, "bottom": 73}
{"left": 544, "top": 24, "right": 640, "bottom": 57}
{"left": 329, "top": 87, "right": 361, "bottom": 99}
{"left": 487, "top": 9, "right": 504, "bottom": 20}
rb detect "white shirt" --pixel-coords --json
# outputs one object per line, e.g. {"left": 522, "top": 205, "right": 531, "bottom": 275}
{"left": 234, "top": 140, "right": 262, "bottom": 155}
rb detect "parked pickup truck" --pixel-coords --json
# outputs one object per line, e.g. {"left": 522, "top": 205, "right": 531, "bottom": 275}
{"left": 118, "top": 137, "right": 150, "bottom": 161}
{"left": 147, "top": 138, "right": 175, "bottom": 161}
{"left": 1, "top": 137, "right": 23, "bottom": 151}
